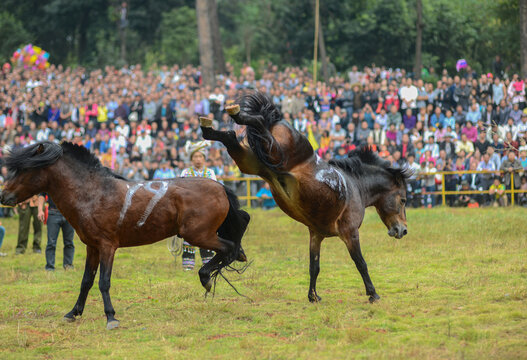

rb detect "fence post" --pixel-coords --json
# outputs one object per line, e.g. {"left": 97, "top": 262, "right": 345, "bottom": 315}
{"left": 441, "top": 173, "right": 446, "bottom": 207}
{"left": 246, "top": 178, "right": 252, "bottom": 209}
{"left": 511, "top": 171, "right": 515, "bottom": 206}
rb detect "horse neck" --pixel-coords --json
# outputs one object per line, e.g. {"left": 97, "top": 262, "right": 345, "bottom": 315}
{"left": 45, "top": 158, "right": 103, "bottom": 215}
{"left": 359, "top": 171, "right": 393, "bottom": 207}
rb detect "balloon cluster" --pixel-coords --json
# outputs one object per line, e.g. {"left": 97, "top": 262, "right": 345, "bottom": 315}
{"left": 11, "top": 44, "right": 50, "bottom": 71}
{"left": 456, "top": 59, "right": 467, "bottom": 72}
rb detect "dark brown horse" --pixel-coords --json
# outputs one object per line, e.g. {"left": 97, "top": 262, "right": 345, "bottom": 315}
{"left": 200, "top": 92, "right": 410, "bottom": 303}
{"left": 0, "top": 141, "right": 250, "bottom": 329}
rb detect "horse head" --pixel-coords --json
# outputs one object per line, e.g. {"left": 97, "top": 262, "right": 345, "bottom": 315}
{"left": 0, "top": 142, "right": 62, "bottom": 206}
{"left": 374, "top": 169, "right": 409, "bottom": 239}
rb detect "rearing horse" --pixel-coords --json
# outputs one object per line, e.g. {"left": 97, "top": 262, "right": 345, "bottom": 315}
{"left": 200, "top": 92, "right": 410, "bottom": 303}
{"left": 0, "top": 141, "right": 250, "bottom": 329}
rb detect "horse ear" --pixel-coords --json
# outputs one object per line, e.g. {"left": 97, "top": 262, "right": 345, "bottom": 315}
{"left": 35, "top": 144, "right": 45, "bottom": 155}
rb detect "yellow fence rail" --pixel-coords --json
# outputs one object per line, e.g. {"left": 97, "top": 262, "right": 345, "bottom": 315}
{"left": 410, "top": 169, "right": 526, "bottom": 207}
{"left": 1, "top": 170, "right": 524, "bottom": 210}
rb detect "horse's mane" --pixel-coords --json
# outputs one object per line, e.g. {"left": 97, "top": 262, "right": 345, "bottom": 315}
{"left": 61, "top": 142, "right": 128, "bottom": 180}
{"left": 329, "top": 147, "right": 412, "bottom": 186}
{"left": 4, "top": 141, "right": 127, "bottom": 181}
{"left": 238, "top": 91, "right": 285, "bottom": 172}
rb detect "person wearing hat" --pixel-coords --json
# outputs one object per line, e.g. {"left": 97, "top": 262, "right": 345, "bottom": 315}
{"left": 179, "top": 140, "right": 217, "bottom": 270}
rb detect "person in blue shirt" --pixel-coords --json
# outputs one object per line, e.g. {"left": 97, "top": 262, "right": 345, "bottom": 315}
{"left": 256, "top": 183, "right": 277, "bottom": 210}
{"left": 153, "top": 161, "right": 176, "bottom": 179}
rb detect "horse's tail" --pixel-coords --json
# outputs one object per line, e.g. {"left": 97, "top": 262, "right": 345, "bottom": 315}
{"left": 238, "top": 92, "right": 285, "bottom": 172}
{"left": 218, "top": 185, "right": 250, "bottom": 260}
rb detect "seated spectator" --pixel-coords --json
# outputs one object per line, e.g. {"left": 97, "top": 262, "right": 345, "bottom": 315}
{"left": 256, "top": 183, "right": 277, "bottom": 210}
{"left": 387, "top": 105, "right": 402, "bottom": 128}
{"left": 403, "top": 108, "right": 416, "bottom": 129}
{"left": 456, "top": 133, "right": 475, "bottom": 158}
{"left": 455, "top": 180, "right": 474, "bottom": 207}
{"left": 461, "top": 121, "right": 478, "bottom": 143}
{"left": 356, "top": 121, "right": 371, "bottom": 145}
{"left": 489, "top": 177, "right": 508, "bottom": 207}
{"left": 424, "top": 135, "right": 440, "bottom": 158}
{"left": 466, "top": 103, "right": 481, "bottom": 124}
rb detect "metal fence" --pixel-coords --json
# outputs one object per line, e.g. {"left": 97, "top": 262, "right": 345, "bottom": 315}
{"left": 416, "top": 169, "right": 526, "bottom": 206}
{"left": 1, "top": 170, "right": 525, "bottom": 210}
{"left": 221, "top": 169, "right": 527, "bottom": 208}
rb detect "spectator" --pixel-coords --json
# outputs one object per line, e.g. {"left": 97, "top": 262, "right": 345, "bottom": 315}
{"left": 256, "top": 183, "right": 277, "bottom": 210}
{"left": 500, "top": 151, "right": 522, "bottom": 192}
{"left": 37, "top": 194, "right": 75, "bottom": 271}
{"left": 0, "top": 221, "right": 6, "bottom": 257}
{"left": 489, "top": 177, "right": 507, "bottom": 207}
{"left": 15, "top": 195, "right": 42, "bottom": 255}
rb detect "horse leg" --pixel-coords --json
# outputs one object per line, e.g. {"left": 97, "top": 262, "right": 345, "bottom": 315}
{"left": 98, "top": 246, "right": 119, "bottom": 329}
{"left": 197, "top": 237, "right": 236, "bottom": 292}
{"left": 225, "top": 104, "right": 267, "bottom": 129}
{"left": 64, "top": 246, "right": 99, "bottom": 322}
{"left": 200, "top": 117, "right": 261, "bottom": 175}
{"left": 340, "top": 228, "right": 380, "bottom": 303}
{"left": 308, "top": 229, "right": 324, "bottom": 303}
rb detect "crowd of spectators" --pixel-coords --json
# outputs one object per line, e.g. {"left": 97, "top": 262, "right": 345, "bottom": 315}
{"left": 1, "top": 59, "right": 527, "bottom": 209}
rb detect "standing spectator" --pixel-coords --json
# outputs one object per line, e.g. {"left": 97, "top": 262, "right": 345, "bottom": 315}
{"left": 37, "top": 194, "right": 75, "bottom": 271}
{"left": 454, "top": 78, "right": 471, "bottom": 111}
{"left": 15, "top": 195, "right": 42, "bottom": 255}
{"left": 179, "top": 141, "right": 217, "bottom": 270}
{"left": 0, "top": 221, "right": 6, "bottom": 257}
{"left": 500, "top": 151, "right": 522, "bottom": 194}
{"left": 399, "top": 78, "right": 418, "bottom": 114}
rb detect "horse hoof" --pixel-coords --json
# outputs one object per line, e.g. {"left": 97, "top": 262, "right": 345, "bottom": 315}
{"left": 106, "top": 320, "right": 120, "bottom": 330}
{"left": 199, "top": 117, "right": 213, "bottom": 128}
{"left": 63, "top": 315, "right": 76, "bottom": 323}
{"left": 226, "top": 104, "right": 240, "bottom": 115}
{"left": 368, "top": 294, "right": 380, "bottom": 303}
{"left": 237, "top": 248, "right": 247, "bottom": 262}
{"left": 308, "top": 294, "right": 322, "bottom": 303}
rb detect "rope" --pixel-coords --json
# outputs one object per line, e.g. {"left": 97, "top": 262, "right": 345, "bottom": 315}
{"left": 167, "top": 236, "right": 183, "bottom": 260}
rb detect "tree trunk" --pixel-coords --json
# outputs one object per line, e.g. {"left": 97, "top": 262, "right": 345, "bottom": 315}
{"left": 521, "top": 0, "right": 527, "bottom": 77}
{"left": 413, "top": 0, "right": 423, "bottom": 79}
{"left": 196, "top": 0, "right": 215, "bottom": 88}
{"left": 208, "top": 0, "right": 226, "bottom": 74}
{"left": 318, "top": 21, "right": 329, "bottom": 83}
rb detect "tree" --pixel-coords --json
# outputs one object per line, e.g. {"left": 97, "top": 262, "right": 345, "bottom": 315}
{"left": 521, "top": 0, "right": 527, "bottom": 77}
{"left": 0, "top": 12, "right": 31, "bottom": 64}
{"left": 196, "top": 0, "right": 215, "bottom": 87}
{"left": 414, "top": 0, "right": 423, "bottom": 78}
{"left": 159, "top": 7, "right": 198, "bottom": 66}
{"left": 208, "top": 0, "right": 225, "bottom": 74}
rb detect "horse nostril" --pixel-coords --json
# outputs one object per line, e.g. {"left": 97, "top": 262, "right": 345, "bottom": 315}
{"left": 402, "top": 228, "right": 408, "bottom": 236}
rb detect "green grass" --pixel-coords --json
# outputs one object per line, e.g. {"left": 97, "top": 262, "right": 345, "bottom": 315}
{"left": 0, "top": 207, "right": 526, "bottom": 359}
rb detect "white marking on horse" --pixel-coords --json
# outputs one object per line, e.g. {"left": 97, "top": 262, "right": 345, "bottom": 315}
{"left": 315, "top": 166, "right": 347, "bottom": 198}
{"left": 118, "top": 183, "right": 144, "bottom": 226}
{"left": 117, "top": 181, "right": 169, "bottom": 227}
{"left": 137, "top": 181, "right": 169, "bottom": 227}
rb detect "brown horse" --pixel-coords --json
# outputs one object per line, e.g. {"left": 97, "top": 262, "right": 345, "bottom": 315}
{"left": 200, "top": 92, "right": 410, "bottom": 303}
{"left": 0, "top": 141, "right": 250, "bottom": 329}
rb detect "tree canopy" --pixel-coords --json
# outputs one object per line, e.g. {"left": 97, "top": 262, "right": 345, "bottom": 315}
{"left": 0, "top": 0, "right": 521, "bottom": 75}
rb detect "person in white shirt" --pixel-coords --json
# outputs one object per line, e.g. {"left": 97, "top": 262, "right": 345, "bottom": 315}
{"left": 135, "top": 130, "right": 152, "bottom": 154}
{"left": 36, "top": 122, "right": 50, "bottom": 142}
{"left": 399, "top": 78, "right": 418, "bottom": 112}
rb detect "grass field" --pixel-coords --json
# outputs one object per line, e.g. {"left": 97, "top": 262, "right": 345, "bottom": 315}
{"left": 0, "top": 207, "right": 526, "bottom": 359}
